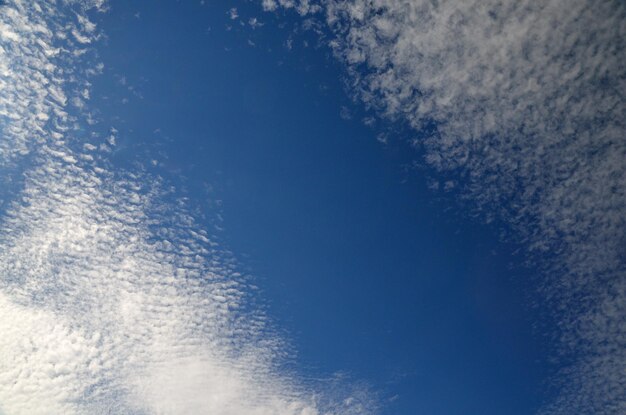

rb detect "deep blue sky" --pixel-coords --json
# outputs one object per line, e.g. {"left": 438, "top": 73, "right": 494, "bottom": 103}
{"left": 89, "top": 1, "right": 553, "bottom": 413}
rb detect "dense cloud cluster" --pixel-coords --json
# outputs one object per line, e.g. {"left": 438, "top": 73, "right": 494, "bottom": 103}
{"left": 0, "top": 1, "right": 372, "bottom": 414}
{"left": 264, "top": 0, "right": 626, "bottom": 413}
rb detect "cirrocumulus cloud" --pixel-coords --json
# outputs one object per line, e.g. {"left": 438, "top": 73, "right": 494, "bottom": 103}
{"left": 262, "top": 0, "right": 626, "bottom": 414}
{"left": 0, "top": 1, "right": 372, "bottom": 414}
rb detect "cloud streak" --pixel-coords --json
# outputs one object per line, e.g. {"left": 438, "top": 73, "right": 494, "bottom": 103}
{"left": 0, "top": 1, "right": 372, "bottom": 414}
{"left": 263, "top": 0, "right": 626, "bottom": 413}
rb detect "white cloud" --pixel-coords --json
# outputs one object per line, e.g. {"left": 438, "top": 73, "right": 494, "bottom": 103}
{"left": 0, "top": 140, "right": 371, "bottom": 415}
{"left": 0, "top": 0, "right": 98, "bottom": 166}
{"left": 0, "top": 1, "right": 373, "bottom": 414}
{"left": 265, "top": 0, "right": 626, "bottom": 413}
{"left": 262, "top": 0, "right": 320, "bottom": 15}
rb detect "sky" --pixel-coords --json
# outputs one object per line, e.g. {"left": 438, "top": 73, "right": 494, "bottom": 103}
{"left": 0, "top": 1, "right": 624, "bottom": 415}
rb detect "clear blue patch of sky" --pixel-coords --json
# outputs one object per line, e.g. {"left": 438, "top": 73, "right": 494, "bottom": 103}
{"left": 89, "top": 1, "right": 557, "bottom": 413}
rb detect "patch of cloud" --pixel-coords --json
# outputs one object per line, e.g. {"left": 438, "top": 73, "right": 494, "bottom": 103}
{"left": 262, "top": 0, "right": 321, "bottom": 16}
{"left": 339, "top": 105, "right": 352, "bottom": 120}
{"left": 0, "top": 1, "right": 374, "bottom": 414}
{"left": 248, "top": 17, "right": 264, "bottom": 29}
{"left": 229, "top": 7, "right": 239, "bottom": 20}
{"left": 263, "top": 0, "right": 626, "bottom": 413}
{"left": 0, "top": 148, "right": 373, "bottom": 415}
{"left": 0, "top": 0, "right": 99, "bottom": 167}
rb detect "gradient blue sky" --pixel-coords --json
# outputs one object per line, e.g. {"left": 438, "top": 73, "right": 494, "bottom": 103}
{"left": 92, "top": 2, "right": 551, "bottom": 413}
{"left": 0, "top": 1, "right": 623, "bottom": 414}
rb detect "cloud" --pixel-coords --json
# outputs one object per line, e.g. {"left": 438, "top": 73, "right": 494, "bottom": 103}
{"left": 264, "top": 0, "right": 626, "bottom": 413}
{"left": 0, "top": 1, "right": 373, "bottom": 414}
{"left": 262, "top": 0, "right": 321, "bottom": 16}
{"left": 2, "top": 146, "right": 359, "bottom": 414}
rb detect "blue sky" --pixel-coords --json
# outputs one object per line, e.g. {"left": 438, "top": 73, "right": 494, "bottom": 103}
{"left": 0, "top": 1, "right": 624, "bottom": 414}
{"left": 94, "top": 2, "right": 550, "bottom": 412}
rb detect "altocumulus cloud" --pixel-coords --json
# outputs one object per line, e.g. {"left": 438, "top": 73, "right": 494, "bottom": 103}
{"left": 263, "top": 1, "right": 626, "bottom": 414}
{"left": 0, "top": 1, "right": 372, "bottom": 414}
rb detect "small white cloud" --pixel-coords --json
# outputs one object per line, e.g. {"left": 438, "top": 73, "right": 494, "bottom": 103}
{"left": 248, "top": 17, "right": 263, "bottom": 28}
{"left": 339, "top": 105, "right": 352, "bottom": 120}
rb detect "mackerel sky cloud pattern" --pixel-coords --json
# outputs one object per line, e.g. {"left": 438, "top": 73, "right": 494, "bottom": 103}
{"left": 264, "top": 0, "right": 626, "bottom": 415}
{"left": 1, "top": 0, "right": 624, "bottom": 414}
{"left": 263, "top": 0, "right": 626, "bottom": 413}
{"left": 0, "top": 1, "right": 370, "bottom": 414}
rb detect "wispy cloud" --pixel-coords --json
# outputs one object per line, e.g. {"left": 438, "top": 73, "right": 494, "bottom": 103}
{"left": 264, "top": 0, "right": 626, "bottom": 413}
{"left": 0, "top": 1, "right": 373, "bottom": 414}
{"left": 229, "top": 7, "right": 239, "bottom": 20}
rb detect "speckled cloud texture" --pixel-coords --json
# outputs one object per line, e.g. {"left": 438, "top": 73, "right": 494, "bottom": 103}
{"left": 0, "top": 1, "right": 370, "bottom": 414}
{"left": 264, "top": 1, "right": 626, "bottom": 414}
